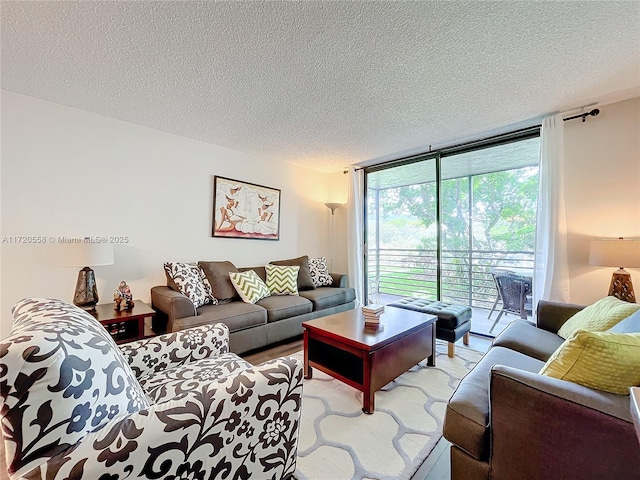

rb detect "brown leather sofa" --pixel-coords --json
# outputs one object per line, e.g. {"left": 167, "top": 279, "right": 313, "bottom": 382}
{"left": 151, "top": 259, "right": 356, "bottom": 354}
{"left": 443, "top": 300, "right": 640, "bottom": 479}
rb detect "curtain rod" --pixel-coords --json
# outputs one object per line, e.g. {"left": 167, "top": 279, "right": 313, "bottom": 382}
{"left": 563, "top": 108, "right": 600, "bottom": 122}
{"left": 346, "top": 124, "right": 540, "bottom": 173}
{"left": 345, "top": 108, "right": 601, "bottom": 173}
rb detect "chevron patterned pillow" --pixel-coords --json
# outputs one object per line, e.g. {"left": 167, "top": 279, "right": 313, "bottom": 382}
{"left": 265, "top": 264, "right": 299, "bottom": 295}
{"left": 229, "top": 270, "right": 271, "bottom": 304}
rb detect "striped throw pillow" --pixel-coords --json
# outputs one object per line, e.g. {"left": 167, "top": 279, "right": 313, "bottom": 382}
{"left": 265, "top": 264, "right": 299, "bottom": 295}
{"left": 229, "top": 270, "right": 271, "bottom": 304}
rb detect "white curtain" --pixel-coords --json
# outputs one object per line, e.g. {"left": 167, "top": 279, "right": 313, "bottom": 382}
{"left": 533, "top": 114, "right": 571, "bottom": 309}
{"left": 347, "top": 166, "right": 365, "bottom": 307}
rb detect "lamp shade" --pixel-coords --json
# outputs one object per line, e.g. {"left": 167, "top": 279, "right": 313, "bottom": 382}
{"left": 59, "top": 243, "right": 114, "bottom": 267}
{"left": 589, "top": 238, "right": 640, "bottom": 268}
{"left": 324, "top": 202, "right": 343, "bottom": 213}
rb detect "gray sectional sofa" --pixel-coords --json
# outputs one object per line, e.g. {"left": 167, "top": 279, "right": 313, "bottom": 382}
{"left": 443, "top": 300, "right": 640, "bottom": 479}
{"left": 151, "top": 258, "right": 356, "bottom": 354}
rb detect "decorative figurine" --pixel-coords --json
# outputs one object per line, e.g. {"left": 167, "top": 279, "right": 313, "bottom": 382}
{"left": 114, "top": 281, "right": 135, "bottom": 311}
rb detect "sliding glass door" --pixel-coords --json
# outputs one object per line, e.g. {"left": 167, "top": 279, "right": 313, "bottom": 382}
{"left": 366, "top": 158, "right": 438, "bottom": 303}
{"left": 365, "top": 132, "right": 540, "bottom": 336}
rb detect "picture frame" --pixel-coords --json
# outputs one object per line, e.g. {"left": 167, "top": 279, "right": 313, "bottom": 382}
{"left": 212, "top": 176, "right": 281, "bottom": 240}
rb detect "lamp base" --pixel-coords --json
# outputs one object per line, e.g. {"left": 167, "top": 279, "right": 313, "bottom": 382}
{"left": 73, "top": 266, "right": 100, "bottom": 310}
{"left": 608, "top": 268, "right": 636, "bottom": 303}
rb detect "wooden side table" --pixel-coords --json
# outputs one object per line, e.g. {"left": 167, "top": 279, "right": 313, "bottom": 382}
{"left": 90, "top": 299, "right": 155, "bottom": 344}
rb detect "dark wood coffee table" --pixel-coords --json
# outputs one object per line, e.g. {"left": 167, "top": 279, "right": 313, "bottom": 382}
{"left": 302, "top": 306, "right": 436, "bottom": 414}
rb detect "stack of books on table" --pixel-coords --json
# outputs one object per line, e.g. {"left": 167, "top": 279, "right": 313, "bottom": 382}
{"left": 362, "top": 304, "right": 385, "bottom": 325}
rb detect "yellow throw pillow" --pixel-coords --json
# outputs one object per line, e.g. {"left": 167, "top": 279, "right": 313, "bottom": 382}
{"left": 557, "top": 296, "right": 640, "bottom": 339}
{"left": 540, "top": 330, "right": 640, "bottom": 395}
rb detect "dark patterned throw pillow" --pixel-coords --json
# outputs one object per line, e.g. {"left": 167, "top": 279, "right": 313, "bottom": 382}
{"left": 164, "top": 262, "right": 218, "bottom": 308}
{"left": 308, "top": 257, "right": 334, "bottom": 287}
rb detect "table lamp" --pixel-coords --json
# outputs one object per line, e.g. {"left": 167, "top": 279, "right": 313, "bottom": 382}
{"left": 60, "top": 243, "right": 114, "bottom": 310}
{"left": 589, "top": 237, "right": 640, "bottom": 303}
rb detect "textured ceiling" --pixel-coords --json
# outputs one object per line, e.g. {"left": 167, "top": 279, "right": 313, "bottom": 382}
{"left": 2, "top": 1, "right": 639, "bottom": 174}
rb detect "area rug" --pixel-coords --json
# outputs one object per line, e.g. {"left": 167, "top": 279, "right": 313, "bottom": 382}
{"left": 293, "top": 341, "right": 483, "bottom": 480}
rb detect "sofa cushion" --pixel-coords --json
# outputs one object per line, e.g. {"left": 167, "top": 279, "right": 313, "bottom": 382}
{"left": 256, "top": 295, "right": 313, "bottom": 322}
{"left": 199, "top": 261, "right": 239, "bottom": 303}
{"left": 443, "top": 346, "right": 545, "bottom": 461}
{"left": 309, "top": 257, "right": 333, "bottom": 287}
{"left": 608, "top": 309, "right": 640, "bottom": 333}
{"left": 492, "top": 320, "right": 565, "bottom": 362}
{"left": 139, "top": 352, "right": 252, "bottom": 403}
{"left": 265, "top": 264, "right": 299, "bottom": 295}
{"left": 183, "top": 302, "right": 267, "bottom": 333}
{"left": 299, "top": 286, "right": 356, "bottom": 311}
{"left": 239, "top": 265, "right": 267, "bottom": 282}
{"left": 164, "top": 261, "right": 216, "bottom": 308}
{"left": 229, "top": 270, "right": 271, "bottom": 304}
{"left": 270, "top": 255, "right": 315, "bottom": 291}
{"left": 540, "top": 330, "right": 640, "bottom": 395}
{"left": 2, "top": 298, "right": 150, "bottom": 476}
{"left": 557, "top": 296, "right": 640, "bottom": 339}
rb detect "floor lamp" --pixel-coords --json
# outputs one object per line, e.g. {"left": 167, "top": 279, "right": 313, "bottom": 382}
{"left": 324, "top": 202, "right": 343, "bottom": 272}
{"left": 589, "top": 237, "right": 640, "bottom": 303}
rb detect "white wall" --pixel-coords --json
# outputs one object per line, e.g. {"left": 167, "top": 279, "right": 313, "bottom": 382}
{"left": 564, "top": 97, "right": 640, "bottom": 305}
{"left": 0, "top": 91, "right": 332, "bottom": 337}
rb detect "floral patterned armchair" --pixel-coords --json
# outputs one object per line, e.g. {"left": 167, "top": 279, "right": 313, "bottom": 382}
{"left": 0, "top": 298, "right": 303, "bottom": 479}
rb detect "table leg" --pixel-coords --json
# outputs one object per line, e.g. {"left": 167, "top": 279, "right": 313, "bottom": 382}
{"left": 303, "top": 330, "right": 312, "bottom": 379}
{"left": 428, "top": 326, "right": 436, "bottom": 366}
{"left": 363, "top": 390, "right": 375, "bottom": 414}
{"left": 363, "top": 353, "right": 374, "bottom": 414}
{"left": 428, "top": 352, "right": 436, "bottom": 365}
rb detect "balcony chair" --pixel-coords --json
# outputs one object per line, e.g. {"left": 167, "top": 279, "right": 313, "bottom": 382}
{"left": 1, "top": 297, "right": 303, "bottom": 480}
{"left": 489, "top": 272, "right": 533, "bottom": 333}
{"left": 487, "top": 268, "right": 516, "bottom": 319}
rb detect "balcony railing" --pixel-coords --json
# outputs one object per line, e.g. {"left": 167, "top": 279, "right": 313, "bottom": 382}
{"left": 367, "top": 247, "right": 534, "bottom": 308}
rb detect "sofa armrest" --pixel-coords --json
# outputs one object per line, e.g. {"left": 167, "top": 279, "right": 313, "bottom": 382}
{"left": 330, "top": 273, "right": 348, "bottom": 288}
{"left": 119, "top": 323, "right": 230, "bottom": 379}
{"left": 33, "top": 356, "right": 303, "bottom": 480}
{"left": 489, "top": 365, "right": 639, "bottom": 480}
{"left": 151, "top": 285, "right": 196, "bottom": 329}
{"left": 536, "top": 300, "right": 585, "bottom": 334}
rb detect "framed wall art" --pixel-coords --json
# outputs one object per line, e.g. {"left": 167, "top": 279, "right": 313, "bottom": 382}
{"left": 212, "top": 176, "right": 281, "bottom": 240}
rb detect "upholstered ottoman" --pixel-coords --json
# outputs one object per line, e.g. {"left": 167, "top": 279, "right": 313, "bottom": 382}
{"left": 389, "top": 297, "right": 472, "bottom": 357}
